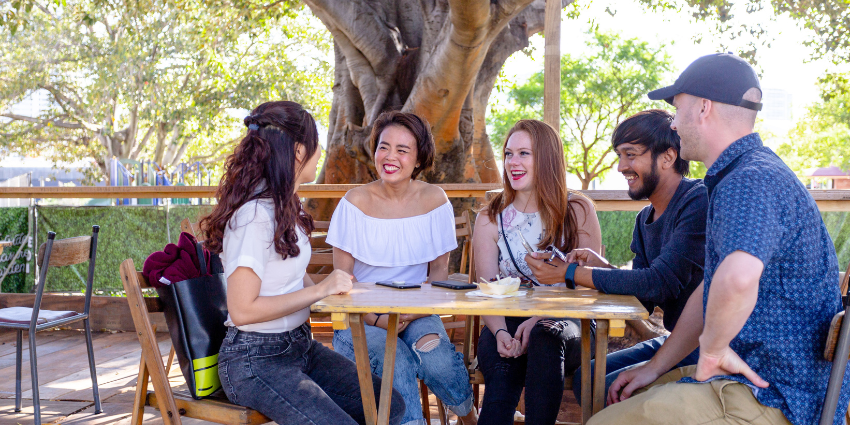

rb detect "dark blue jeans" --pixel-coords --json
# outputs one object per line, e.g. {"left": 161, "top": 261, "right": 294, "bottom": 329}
{"left": 218, "top": 323, "right": 405, "bottom": 425}
{"left": 477, "top": 317, "right": 589, "bottom": 425}
{"left": 571, "top": 335, "right": 700, "bottom": 404}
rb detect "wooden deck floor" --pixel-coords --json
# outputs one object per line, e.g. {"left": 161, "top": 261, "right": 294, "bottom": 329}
{"left": 0, "top": 328, "right": 582, "bottom": 425}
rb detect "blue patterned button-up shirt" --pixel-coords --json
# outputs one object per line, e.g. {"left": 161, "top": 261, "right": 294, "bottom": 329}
{"left": 689, "top": 133, "right": 848, "bottom": 424}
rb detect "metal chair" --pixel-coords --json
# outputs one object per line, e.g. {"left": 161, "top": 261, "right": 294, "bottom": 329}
{"left": 0, "top": 226, "right": 103, "bottom": 425}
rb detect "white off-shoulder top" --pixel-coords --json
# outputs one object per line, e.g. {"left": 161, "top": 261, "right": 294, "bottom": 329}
{"left": 326, "top": 197, "right": 458, "bottom": 283}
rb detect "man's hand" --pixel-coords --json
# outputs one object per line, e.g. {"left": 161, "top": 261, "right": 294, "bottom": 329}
{"left": 607, "top": 363, "right": 662, "bottom": 405}
{"left": 525, "top": 253, "right": 566, "bottom": 285}
{"left": 514, "top": 316, "right": 542, "bottom": 354}
{"left": 565, "top": 248, "right": 610, "bottom": 268}
{"left": 694, "top": 346, "right": 768, "bottom": 388}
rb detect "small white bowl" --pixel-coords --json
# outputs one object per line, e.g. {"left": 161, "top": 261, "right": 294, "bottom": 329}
{"left": 478, "top": 277, "right": 521, "bottom": 295}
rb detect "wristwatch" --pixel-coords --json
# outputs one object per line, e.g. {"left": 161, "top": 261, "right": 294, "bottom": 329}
{"left": 564, "top": 263, "right": 578, "bottom": 289}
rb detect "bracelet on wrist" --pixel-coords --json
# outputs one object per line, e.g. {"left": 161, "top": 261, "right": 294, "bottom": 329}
{"left": 564, "top": 262, "right": 578, "bottom": 290}
{"left": 495, "top": 328, "right": 509, "bottom": 339}
{"left": 372, "top": 313, "right": 384, "bottom": 326}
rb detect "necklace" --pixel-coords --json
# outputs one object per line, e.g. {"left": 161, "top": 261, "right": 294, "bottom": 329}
{"left": 516, "top": 192, "right": 535, "bottom": 213}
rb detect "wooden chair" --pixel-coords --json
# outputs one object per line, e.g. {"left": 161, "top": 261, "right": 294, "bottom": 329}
{"left": 119, "top": 258, "right": 271, "bottom": 425}
{"left": 418, "top": 211, "right": 477, "bottom": 425}
{"left": 308, "top": 220, "right": 334, "bottom": 283}
{"left": 0, "top": 227, "right": 103, "bottom": 425}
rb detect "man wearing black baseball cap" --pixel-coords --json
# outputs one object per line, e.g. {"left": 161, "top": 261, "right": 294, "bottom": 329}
{"left": 590, "top": 53, "right": 849, "bottom": 424}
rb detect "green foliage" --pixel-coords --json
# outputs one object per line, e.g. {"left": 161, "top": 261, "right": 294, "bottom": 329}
{"left": 0, "top": 207, "right": 30, "bottom": 293}
{"left": 823, "top": 212, "right": 850, "bottom": 275}
{"left": 0, "top": 0, "right": 332, "bottom": 181}
{"left": 33, "top": 205, "right": 212, "bottom": 293}
{"left": 636, "top": 0, "right": 850, "bottom": 64}
{"left": 778, "top": 75, "right": 850, "bottom": 174}
{"left": 487, "top": 29, "right": 673, "bottom": 189}
{"left": 597, "top": 211, "right": 636, "bottom": 266}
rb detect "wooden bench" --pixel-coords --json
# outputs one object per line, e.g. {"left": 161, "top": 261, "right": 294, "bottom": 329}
{"left": 119, "top": 258, "right": 271, "bottom": 425}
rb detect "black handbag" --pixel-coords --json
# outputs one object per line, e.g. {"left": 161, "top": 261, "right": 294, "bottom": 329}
{"left": 156, "top": 242, "right": 227, "bottom": 399}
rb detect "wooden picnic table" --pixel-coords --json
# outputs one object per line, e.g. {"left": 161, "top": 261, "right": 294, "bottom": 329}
{"left": 0, "top": 241, "right": 10, "bottom": 254}
{"left": 312, "top": 282, "right": 649, "bottom": 425}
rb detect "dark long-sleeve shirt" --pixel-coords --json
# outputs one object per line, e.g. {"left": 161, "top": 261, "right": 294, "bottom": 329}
{"left": 592, "top": 178, "right": 707, "bottom": 332}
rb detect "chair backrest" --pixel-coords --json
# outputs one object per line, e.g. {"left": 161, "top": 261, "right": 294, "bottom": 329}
{"left": 35, "top": 226, "right": 99, "bottom": 315}
{"left": 37, "top": 234, "right": 95, "bottom": 268}
{"left": 180, "top": 218, "right": 205, "bottom": 242}
{"left": 455, "top": 211, "right": 474, "bottom": 278}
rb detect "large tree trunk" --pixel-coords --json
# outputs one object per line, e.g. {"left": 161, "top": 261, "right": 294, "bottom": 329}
{"left": 303, "top": 0, "right": 569, "bottom": 219}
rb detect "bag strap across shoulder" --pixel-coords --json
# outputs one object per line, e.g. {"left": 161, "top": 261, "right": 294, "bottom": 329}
{"left": 195, "top": 242, "right": 207, "bottom": 276}
{"left": 499, "top": 211, "right": 538, "bottom": 286}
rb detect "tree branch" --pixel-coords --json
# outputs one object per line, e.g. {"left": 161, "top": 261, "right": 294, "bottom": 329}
{"left": 187, "top": 138, "right": 238, "bottom": 163}
{"left": 130, "top": 127, "right": 154, "bottom": 160}
{"left": 0, "top": 113, "right": 100, "bottom": 131}
{"left": 303, "top": 0, "right": 401, "bottom": 124}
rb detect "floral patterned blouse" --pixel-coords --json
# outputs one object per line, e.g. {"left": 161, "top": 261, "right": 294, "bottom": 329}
{"left": 495, "top": 201, "right": 566, "bottom": 288}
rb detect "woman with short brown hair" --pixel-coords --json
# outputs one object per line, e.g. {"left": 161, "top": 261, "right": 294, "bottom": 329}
{"left": 327, "top": 110, "right": 478, "bottom": 425}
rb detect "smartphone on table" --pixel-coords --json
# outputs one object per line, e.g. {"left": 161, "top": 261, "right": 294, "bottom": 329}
{"left": 431, "top": 280, "right": 477, "bottom": 290}
{"left": 376, "top": 281, "right": 422, "bottom": 289}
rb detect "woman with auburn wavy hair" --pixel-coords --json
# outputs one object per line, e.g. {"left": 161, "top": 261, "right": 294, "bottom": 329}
{"left": 200, "top": 101, "right": 404, "bottom": 425}
{"left": 471, "top": 119, "right": 602, "bottom": 425}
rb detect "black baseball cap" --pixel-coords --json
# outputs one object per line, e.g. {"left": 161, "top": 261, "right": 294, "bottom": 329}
{"left": 648, "top": 53, "right": 763, "bottom": 111}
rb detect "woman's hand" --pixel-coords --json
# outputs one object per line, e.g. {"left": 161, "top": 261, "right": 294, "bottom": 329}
{"left": 369, "top": 314, "right": 412, "bottom": 333}
{"left": 514, "top": 316, "right": 542, "bottom": 355}
{"left": 318, "top": 269, "right": 353, "bottom": 297}
{"left": 495, "top": 330, "right": 521, "bottom": 358}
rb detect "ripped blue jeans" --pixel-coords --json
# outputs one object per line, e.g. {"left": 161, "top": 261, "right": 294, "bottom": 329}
{"left": 333, "top": 314, "right": 474, "bottom": 425}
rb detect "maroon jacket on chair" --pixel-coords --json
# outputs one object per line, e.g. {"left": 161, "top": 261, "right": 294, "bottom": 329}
{"left": 143, "top": 232, "right": 211, "bottom": 288}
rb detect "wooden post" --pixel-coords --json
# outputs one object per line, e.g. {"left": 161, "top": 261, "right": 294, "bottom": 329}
{"left": 543, "top": 0, "right": 561, "bottom": 131}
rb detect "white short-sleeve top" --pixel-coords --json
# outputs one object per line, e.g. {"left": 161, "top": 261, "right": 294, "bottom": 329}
{"left": 325, "top": 197, "right": 458, "bottom": 283}
{"left": 221, "top": 199, "right": 310, "bottom": 333}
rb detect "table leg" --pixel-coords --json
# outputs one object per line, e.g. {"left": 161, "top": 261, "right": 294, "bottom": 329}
{"left": 593, "top": 319, "right": 610, "bottom": 415}
{"left": 378, "top": 314, "right": 399, "bottom": 425}
{"left": 350, "top": 314, "right": 378, "bottom": 425}
{"left": 580, "top": 319, "right": 592, "bottom": 424}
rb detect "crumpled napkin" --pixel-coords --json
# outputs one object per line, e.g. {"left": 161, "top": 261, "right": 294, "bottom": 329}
{"left": 465, "top": 290, "right": 527, "bottom": 299}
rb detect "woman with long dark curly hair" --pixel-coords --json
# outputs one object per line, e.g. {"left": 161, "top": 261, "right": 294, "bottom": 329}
{"left": 200, "top": 101, "right": 404, "bottom": 425}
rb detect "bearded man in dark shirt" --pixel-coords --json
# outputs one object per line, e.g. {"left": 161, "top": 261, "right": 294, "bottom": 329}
{"left": 525, "top": 109, "right": 707, "bottom": 402}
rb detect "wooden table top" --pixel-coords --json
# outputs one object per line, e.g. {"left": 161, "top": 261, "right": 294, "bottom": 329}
{"left": 0, "top": 241, "right": 10, "bottom": 253}
{"left": 312, "top": 282, "right": 648, "bottom": 320}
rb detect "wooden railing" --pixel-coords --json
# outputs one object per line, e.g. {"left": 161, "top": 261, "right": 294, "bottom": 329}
{"left": 2, "top": 185, "right": 850, "bottom": 212}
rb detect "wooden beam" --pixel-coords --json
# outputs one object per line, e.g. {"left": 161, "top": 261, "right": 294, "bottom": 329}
{"left": 0, "top": 183, "right": 502, "bottom": 200}
{"left": 543, "top": 0, "right": 561, "bottom": 130}
{"left": 3, "top": 185, "right": 850, "bottom": 211}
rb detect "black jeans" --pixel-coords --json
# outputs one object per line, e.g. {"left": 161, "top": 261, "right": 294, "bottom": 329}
{"left": 477, "top": 317, "right": 591, "bottom": 425}
{"left": 218, "top": 323, "right": 405, "bottom": 425}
